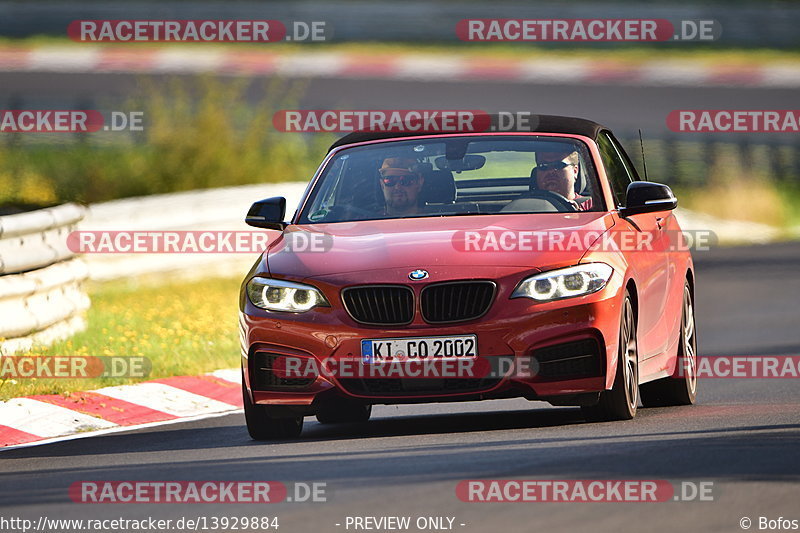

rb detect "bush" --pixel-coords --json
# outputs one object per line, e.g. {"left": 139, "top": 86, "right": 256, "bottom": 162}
{"left": 0, "top": 76, "right": 333, "bottom": 205}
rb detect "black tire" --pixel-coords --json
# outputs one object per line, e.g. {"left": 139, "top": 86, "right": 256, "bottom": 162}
{"left": 316, "top": 399, "right": 372, "bottom": 424}
{"left": 582, "top": 291, "right": 639, "bottom": 422}
{"left": 640, "top": 281, "right": 698, "bottom": 407}
{"left": 242, "top": 379, "right": 303, "bottom": 440}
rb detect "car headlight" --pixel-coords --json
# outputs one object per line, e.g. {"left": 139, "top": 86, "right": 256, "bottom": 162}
{"left": 246, "top": 277, "right": 329, "bottom": 312}
{"left": 512, "top": 263, "right": 614, "bottom": 302}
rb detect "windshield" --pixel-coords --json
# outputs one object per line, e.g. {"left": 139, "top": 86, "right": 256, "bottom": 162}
{"left": 298, "top": 135, "right": 603, "bottom": 224}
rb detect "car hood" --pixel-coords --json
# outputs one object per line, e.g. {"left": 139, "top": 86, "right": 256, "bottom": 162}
{"left": 261, "top": 212, "right": 615, "bottom": 280}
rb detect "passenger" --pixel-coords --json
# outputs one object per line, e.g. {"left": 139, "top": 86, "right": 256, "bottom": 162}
{"left": 534, "top": 151, "right": 593, "bottom": 211}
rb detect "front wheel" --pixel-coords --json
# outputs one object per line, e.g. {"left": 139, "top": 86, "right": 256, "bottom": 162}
{"left": 640, "top": 281, "right": 698, "bottom": 407}
{"left": 582, "top": 291, "right": 639, "bottom": 422}
{"left": 242, "top": 379, "right": 303, "bottom": 440}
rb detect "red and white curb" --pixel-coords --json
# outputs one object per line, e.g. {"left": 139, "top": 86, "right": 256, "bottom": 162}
{"left": 2, "top": 46, "right": 800, "bottom": 88}
{"left": 0, "top": 368, "right": 243, "bottom": 449}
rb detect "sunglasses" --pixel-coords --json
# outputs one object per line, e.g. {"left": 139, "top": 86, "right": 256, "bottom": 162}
{"left": 380, "top": 174, "right": 420, "bottom": 187}
{"left": 536, "top": 161, "right": 574, "bottom": 172}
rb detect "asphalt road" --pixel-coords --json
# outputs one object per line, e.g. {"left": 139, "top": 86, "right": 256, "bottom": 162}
{"left": 1, "top": 72, "right": 799, "bottom": 134}
{"left": 2, "top": 241, "right": 799, "bottom": 533}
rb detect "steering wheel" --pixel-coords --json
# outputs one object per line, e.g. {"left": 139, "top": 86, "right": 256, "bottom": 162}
{"left": 524, "top": 189, "right": 579, "bottom": 212}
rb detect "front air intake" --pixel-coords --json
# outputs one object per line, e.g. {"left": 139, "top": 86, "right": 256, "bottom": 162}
{"left": 252, "top": 352, "right": 315, "bottom": 390}
{"left": 533, "top": 339, "right": 603, "bottom": 380}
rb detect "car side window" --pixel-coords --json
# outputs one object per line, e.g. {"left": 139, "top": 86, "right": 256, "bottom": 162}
{"left": 608, "top": 133, "right": 642, "bottom": 183}
{"left": 597, "top": 131, "right": 634, "bottom": 207}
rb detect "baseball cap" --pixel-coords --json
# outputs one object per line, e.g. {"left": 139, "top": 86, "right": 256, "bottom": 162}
{"left": 379, "top": 157, "right": 420, "bottom": 177}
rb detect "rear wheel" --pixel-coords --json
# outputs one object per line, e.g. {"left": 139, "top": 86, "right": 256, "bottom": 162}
{"left": 316, "top": 398, "right": 372, "bottom": 424}
{"left": 242, "top": 379, "right": 303, "bottom": 440}
{"left": 640, "top": 281, "right": 698, "bottom": 407}
{"left": 582, "top": 292, "right": 638, "bottom": 421}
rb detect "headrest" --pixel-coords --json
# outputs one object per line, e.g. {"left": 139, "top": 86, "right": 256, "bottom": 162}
{"left": 421, "top": 170, "right": 456, "bottom": 204}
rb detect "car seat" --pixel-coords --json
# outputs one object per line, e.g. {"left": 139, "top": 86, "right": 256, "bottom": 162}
{"left": 420, "top": 169, "right": 456, "bottom": 204}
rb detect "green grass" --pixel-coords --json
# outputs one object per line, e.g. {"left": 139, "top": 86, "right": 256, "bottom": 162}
{"left": 781, "top": 183, "right": 800, "bottom": 230}
{"left": 0, "top": 276, "right": 242, "bottom": 401}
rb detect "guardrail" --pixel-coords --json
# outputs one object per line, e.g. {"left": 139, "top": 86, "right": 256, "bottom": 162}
{"left": 79, "top": 182, "right": 308, "bottom": 282}
{"left": 0, "top": 203, "right": 90, "bottom": 355}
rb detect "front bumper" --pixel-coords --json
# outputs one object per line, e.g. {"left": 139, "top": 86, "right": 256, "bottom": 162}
{"left": 240, "top": 269, "right": 625, "bottom": 408}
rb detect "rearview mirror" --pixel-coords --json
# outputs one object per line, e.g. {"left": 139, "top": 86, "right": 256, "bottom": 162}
{"left": 245, "top": 197, "right": 287, "bottom": 230}
{"left": 619, "top": 182, "right": 677, "bottom": 218}
{"left": 434, "top": 154, "right": 486, "bottom": 172}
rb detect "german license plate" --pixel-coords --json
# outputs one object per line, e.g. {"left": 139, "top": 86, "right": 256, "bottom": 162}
{"left": 361, "top": 335, "right": 478, "bottom": 364}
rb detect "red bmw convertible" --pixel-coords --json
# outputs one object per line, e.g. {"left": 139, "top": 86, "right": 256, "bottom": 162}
{"left": 240, "top": 115, "right": 697, "bottom": 439}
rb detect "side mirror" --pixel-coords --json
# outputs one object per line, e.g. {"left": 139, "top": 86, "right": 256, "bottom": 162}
{"left": 245, "top": 197, "right": 287, "bottom": 230}
{"left": 619, "top": 181, "right": 677, "bottom": 218}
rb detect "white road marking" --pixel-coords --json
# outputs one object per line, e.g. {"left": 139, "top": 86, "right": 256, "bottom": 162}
{"left": 94, "top": 382, "right": 238, "bottom": 416}
{"left": 0, "top": 410, "right": 242, "bottom": 451}
{"left": 210, "top": 368, "right": 242, "bottom": 384}
{"left": 0, "top": 398, "right": 116, "bottom": 437}
{"left": 151, "top": 50, "right": 224, "bottom": 73}
{"left": 27, "top": 48, "right": 101, "bottom": 72}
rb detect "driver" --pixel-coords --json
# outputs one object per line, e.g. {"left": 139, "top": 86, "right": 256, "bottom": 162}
{"left": 378, "top": 157, "right": 426, "bottom": 216}
{"left": 534, "top": 150, "right": 593, "bottom": 211}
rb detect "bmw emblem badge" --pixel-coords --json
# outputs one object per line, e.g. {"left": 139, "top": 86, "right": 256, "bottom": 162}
{"left": 408, "top": 269, "right": 429, "bottom": 281}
